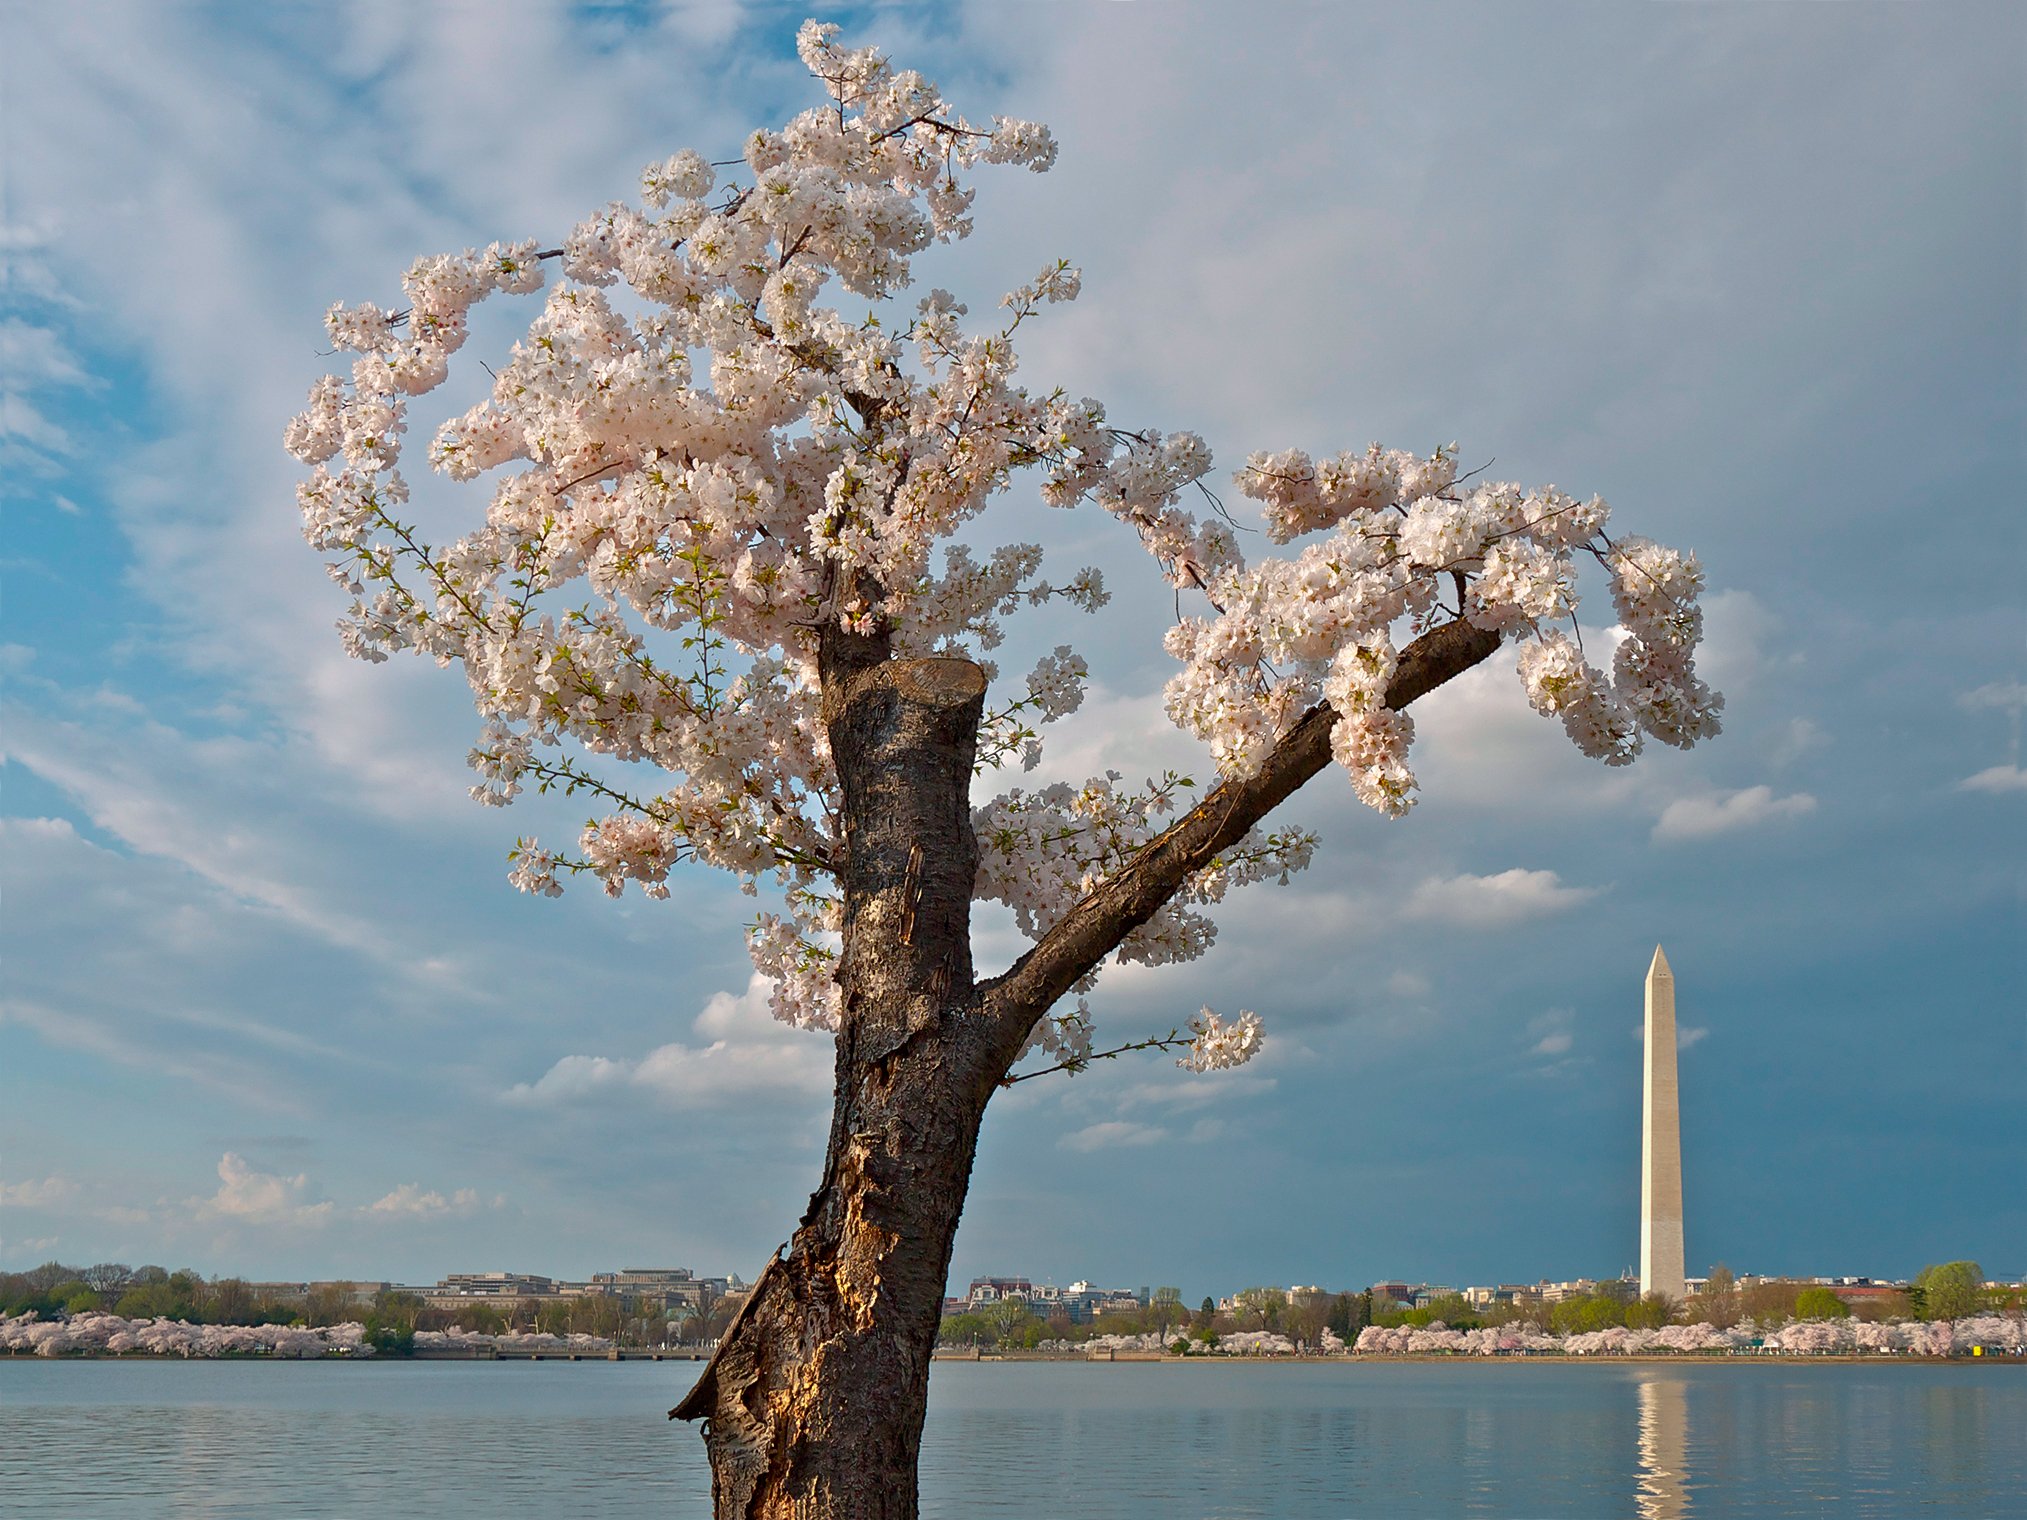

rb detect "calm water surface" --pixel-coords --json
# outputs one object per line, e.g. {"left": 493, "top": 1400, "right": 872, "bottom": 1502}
{"left": 3, "top": 1358, "right": 2021, "bottom": 1518}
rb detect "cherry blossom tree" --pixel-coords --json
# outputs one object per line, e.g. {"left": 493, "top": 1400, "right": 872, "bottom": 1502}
{"left": 286, "top": 22, "right": 1722, "bottom": 1518}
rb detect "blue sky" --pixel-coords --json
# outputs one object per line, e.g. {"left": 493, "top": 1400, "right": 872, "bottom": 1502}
{"left": 3, "top": 1, "right": 2021, "bottom": 1299}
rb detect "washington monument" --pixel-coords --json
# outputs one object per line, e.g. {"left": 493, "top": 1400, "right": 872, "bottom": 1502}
{"left": 1641, "top": 945, "right": 1686, "bottom": 1302}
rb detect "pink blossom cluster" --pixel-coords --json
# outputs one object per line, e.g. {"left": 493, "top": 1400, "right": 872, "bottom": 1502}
{"left": 1356, "top": 1323, "right": 1565, "bottom": 1356}
{"left": 414, "top": 1327, "right": 613, "bottom": 1353}
{"left": 1177, "top": 461, "right": 1723, "bottom": 814}
{"left": 1562, "top": 1323, "right": 1755, "bottom": 1356}
{"left": 1759, "top": 1314, "right": 2022, "bottom": 1356}
{"left": 0, "top": 1311, "right": 369, "bottom": 1358}
{"left": 287, "top": 21, "right": 1719, "bottom": 1058}
{"left": 1351, "top": 1314, "right": 2026, "bottom": 1357}
{"left": 1036, "top": 1332, "right": 1172, "bottom": 1354}
{"left": 1213, "top": 1330, "right": 1299, "bottom": 1355}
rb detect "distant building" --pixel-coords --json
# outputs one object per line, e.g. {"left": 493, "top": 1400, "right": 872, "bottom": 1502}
{"left": 958, "top": 1277, "right": 1152, "bottom": 1323}
{"left": 966, "top": 1277, "right": 1032, "bottom": 1306}
{"left": 248, "top": 1280, "right": 391, "bottom": 1305}
{"left": 245, "top": 1282, "right": 309, "bottom": 1302}
{"left": 424, "top": 1272, "right": 568, "bottom": 1308}
{"left": 586, "top": 1268, "right": 741, "bottom": 1313}
{"left": 1086, "top": 1291, "right": 1145, "bottom": 1318}
{"left": 1599, "top": 1277, "right": 1641, "bottom": 1305}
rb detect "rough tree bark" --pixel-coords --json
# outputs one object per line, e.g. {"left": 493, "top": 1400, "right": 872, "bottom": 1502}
{"left": 673, "top": 615, "right": 1503, "bottom": 1518}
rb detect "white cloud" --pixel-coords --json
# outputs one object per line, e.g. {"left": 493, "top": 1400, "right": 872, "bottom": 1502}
{"left": 364, "top": 1183, "right": 481, "bottom": 1218}
{"left": 0, "top": 1176, "right": 78, "bottom": 1208}
{"left": 1652, "top": 785, "right": 1817, "bottom": 842}
{"left": 1105, "top": 1072, "right": 1277, "bottom": 1114}
{"left": 504, "top": 973, "right": 832, "bottom": 1109}
{"left": 194, "top": 1152, "right": 333, "bottom": 1226}
{"left": 1526, "top": 1008, "right": 1574, "bottom": 1059}
{"left": 1403, "top": 869, "right": 1599, "bottom": 928}
{"left": 1959, "top": 681, "right": 2027, "bottom": 715}
{"left": 0, "top": 317, "right": 92, "bottom": 388}
{"left": 1059, "top": 1120, "right": 1168, "bottom": 1152}
{"left": 2, "top": 711, "right": 422, "bottom": 969}
{"left": 1958, "top": 764, "right": 2027, "bottom": 795}
{"left": 0, "top": 392, "right": 72, "bottom": 459}
{"left": 1693, "top": 590, "right": 1784, "bottom": 698}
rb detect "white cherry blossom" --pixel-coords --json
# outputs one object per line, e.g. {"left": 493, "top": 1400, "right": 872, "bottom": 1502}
{"left": 286, "top": 19, "right": 1719, "bottom": 1058}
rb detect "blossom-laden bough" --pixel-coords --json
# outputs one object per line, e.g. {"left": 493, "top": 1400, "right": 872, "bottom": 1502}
{"left": 287, "top": 21, "right": 1720, "bottom": 1518}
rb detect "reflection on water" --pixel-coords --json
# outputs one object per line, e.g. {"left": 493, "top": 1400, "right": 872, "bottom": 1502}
{"left": 2, "top": 1360, "right": 2022, "bottom": 1519}
{"left": 1636, "top": 1376, "right": 1690, "bottom": 1520}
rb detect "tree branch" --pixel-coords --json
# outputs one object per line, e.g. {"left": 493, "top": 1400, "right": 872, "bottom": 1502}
{"left": 978, "top": 618, "right": 1503, "bottom": 1056}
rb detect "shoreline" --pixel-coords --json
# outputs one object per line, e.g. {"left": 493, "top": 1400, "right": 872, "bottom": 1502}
{"left": 8, "top": 1349, "right": 2019, "bottom": 1367}
{"left": 932, "top": 1351, "right": 2022, "bottom": 1366}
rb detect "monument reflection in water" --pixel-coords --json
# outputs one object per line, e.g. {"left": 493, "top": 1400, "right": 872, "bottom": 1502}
{"left": 1637, "top": 1375, "right": 1691, "bottom": 1519}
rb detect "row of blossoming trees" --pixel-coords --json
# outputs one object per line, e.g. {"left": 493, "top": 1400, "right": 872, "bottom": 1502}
{"left": 9, "top": 1304, "right": 2021, "bottom": 1359}
{"left": 0, "top": 1309, "right": 616, "bottom": 1359}
{"left": 1353, "top": 1314, "right": 2024, "bottom": 1357}
{"left": 1023, "top": 1315, "right": 2025, "bottom": 1358}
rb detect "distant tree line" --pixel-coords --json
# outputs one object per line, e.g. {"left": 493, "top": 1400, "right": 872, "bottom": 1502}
{"left": 933, "top": 1259, "right": 2014, "bottom": 1351}
{"left": 938, "top": 1286, "right": 1368, "bottom": 1353}
{"left": 1, "top": 1260, "right": 751, "bottom": 1354}
{"left": 10, "top": 1257, "right": 2006, "bottom": 1360}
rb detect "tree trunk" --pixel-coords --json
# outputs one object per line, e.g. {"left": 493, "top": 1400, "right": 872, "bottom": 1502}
{"left": 673, "top": 647, "right": 1006, "bottom": 1520}
{"left": 669, "top": 617, "right": 1507, "bottom": 1516}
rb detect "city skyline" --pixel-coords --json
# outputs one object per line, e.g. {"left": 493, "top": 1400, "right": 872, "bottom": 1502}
{"left": 3, "top": 4, "right": 2021, "bottom": 1292}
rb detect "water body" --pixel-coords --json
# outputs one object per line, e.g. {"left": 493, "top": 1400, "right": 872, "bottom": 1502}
{"left": 2, "top": 1359, "right": 2021, "bottom": 1518}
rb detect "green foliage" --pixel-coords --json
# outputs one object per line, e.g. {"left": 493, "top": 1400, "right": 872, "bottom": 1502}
{"left": 1397, "top": 1294, "right": 1481, "bottom": 1330}
{"left": 936, "top": 1300, "right": 1045, "bottom": 1351}
{"left": 1792, "top": 1287, "right": 1850, "bottom": 1321}
{"left": 1624, "top": 1293, "right": 1676, "bottom": 1329}
{"left": 446, "top": 1302, "right": 508, "bottom": 1336}
{"left": 1913, "top": 1261, "right": 1984, "bottom": 1321}
{"left": 1325, "top": 1292, "right": 1363, "bottom": 1340}
{"left": 1232, "top": 1286, "right": 1287, "bottom": 1329}
{"left": 114, "top": 1279, "right": 202, "bottom": 1323}
{"left": 1548, "top": 1295, "right": 1628, "bottom": 1336}
{"left": 361, "top": 1310, "right": 417, "bottom": 1355}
